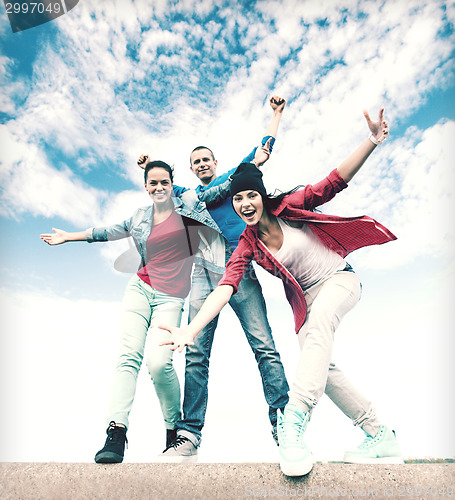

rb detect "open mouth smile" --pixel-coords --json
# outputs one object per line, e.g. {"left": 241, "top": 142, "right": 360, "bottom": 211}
{"left": 241, "top": 209, "right": 256, "bottom": 221}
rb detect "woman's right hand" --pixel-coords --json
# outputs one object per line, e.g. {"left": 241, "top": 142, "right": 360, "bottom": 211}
{"left": 363, "top": 107, "right": 389, "bottom": 144}
{"left": 40, "top": 228, "right": 69, "bottom": 245}
{"left": 159, "top": 325, "right": 196, "bottom": 353}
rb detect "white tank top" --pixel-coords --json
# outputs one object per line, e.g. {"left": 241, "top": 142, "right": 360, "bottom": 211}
{"left": 274, "top": 218, "right": 346, "bottom": 290}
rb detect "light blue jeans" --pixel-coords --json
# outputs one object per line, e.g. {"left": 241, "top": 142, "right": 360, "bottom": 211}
{"left": 178, "top": 264, "right": 290, "bottom": 443}
{"left": 290, "top": 270, "right": 381, "bottom": 437}
{"left": 107, "top": 275, "right": 184, "bottom": 430}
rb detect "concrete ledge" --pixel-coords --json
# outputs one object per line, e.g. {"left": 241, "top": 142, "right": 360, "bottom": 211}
{"left": 1, "top": 463, "right": 454, "bottom": 499}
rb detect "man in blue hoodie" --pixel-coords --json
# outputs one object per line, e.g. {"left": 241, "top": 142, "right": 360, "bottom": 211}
{"left": 139, "top": 96, "right": 289, "bottom": 461}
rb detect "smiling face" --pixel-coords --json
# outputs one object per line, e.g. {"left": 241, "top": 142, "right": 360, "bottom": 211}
{"left": 145, "top": 167, "right": 173, "bottom": 207}
{"left": 190, "top": 148, "right": 218, "bottom": 185}
{"left": 232, "top": 189, "right": 264, "bottom": 226}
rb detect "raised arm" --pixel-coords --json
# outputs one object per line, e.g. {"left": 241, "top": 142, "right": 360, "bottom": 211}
{"left": 160, "top": 285, "right": 234, "bottom": 352}
{"left": 40, "top": 228, "right": 87, "bottom": 245}
{"left": 337, "top": 108, "right": 389, "bottom": 183}
{"left": 241, "top": 95, "right": 286, "bottom": 165}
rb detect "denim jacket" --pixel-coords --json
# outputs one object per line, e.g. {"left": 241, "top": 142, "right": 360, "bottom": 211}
{"left": 85, "top": 179, "right": 230, "bottom": 272}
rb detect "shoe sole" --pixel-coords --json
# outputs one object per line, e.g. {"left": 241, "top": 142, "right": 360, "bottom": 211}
{"left": 154, "top": 455, "right": 198, "bottom": 463}
{"left": 280, "top": 454, "right": 314, "bottom": 477}
{"left": 343, "top": 456, "right": 404, "bottom": 464}
{"left": 95, "top": 452, "right": 124, "bottom": 464}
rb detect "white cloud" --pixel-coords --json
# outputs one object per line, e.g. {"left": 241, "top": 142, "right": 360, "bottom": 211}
{"left": 0, "top": 125, "right": 106, "bottom": 226}
{"left": 1, "top": 0, "right": 454, "bottom": 267}
{"left": 284, "top": 118, "right": 454, "bottom": 272}
{"left": 349, "top": 119, "right": 455, "bottom": 269}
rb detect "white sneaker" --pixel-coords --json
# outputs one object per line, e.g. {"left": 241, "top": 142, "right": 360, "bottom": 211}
{"left": 155, "top": 434, "right": 198, "bottom": 463}
{"left": 277, "top": 404, "right": 314, "bottom": 476}
{"left": 343, "top": 425, "right": 403, "bottom": 464}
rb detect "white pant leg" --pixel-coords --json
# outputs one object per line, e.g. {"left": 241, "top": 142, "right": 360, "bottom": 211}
{"left": 290, "top": 271, "right": 361, "bottom": 412}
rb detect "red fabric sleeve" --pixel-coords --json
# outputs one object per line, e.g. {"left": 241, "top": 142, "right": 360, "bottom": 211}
{"left": 278, "top": 169, "right": 348, "bottom": 212}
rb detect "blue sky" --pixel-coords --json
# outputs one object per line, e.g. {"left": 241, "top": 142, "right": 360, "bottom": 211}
{"left": 1, "top": 0, "right": 454, "bottom": 463}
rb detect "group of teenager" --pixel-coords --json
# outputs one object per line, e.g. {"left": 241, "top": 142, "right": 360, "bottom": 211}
{"left": 40, "top": 96, "right": 403, "bottom": 477}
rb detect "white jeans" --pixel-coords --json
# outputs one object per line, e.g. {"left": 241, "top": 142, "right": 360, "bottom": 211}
{"left": 107, "top": 275, "right": 184, "bottom": 430}
{"left": 289, "top": 270, "right": 381, "bottom": 436}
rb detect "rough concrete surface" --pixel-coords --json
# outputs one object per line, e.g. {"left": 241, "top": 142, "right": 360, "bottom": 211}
{"left": 0, "top": 463, "right": 454, "bottom": 499}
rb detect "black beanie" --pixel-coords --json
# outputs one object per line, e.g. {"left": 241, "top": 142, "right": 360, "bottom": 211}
{"left": 230, "top": 163, "right": 267, "bottom": 198}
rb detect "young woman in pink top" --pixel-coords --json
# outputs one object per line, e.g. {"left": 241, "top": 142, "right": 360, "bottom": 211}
{"left": 41, "top": 160, "right": 230, "bottom": 464}
{"left": 161, "top": 109, "right": 403, "bottom": 476}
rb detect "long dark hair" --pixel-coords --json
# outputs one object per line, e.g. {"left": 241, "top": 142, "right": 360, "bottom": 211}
{"left": 144, "top": 160, "right": 174, "bottom": 184}
{"left": 261, "top": 185, "right": 306, "bottom": 212}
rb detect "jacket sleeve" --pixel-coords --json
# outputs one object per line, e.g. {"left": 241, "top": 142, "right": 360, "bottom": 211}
{"left": 283, "top": 169, "right": 348, "bottom": 211}
{"left": 85, "top": 217, "right": 133, "bottom": 243}
{"left": 197, "top": 176, "right": 232, "bottom": 206}
{"left": 218, "top": 234, "right": 253, "bottom": 294}
{"left": 173, "top": 184, "right": 189, "bottom": 197}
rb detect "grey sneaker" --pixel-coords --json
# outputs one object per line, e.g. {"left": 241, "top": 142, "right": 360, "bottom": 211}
{"left": 156, "top": 435, "right": 198, "bottom": 463}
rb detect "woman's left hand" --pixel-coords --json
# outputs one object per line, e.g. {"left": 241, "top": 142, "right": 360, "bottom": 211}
{"left": 40, "top": 228, "right": 69, "bottom": 245}
{"left": 364, "top": 107, "right": 389, "bottom": 144}
{"left": 159, "top": 325, "right": 195, "bottom": 352}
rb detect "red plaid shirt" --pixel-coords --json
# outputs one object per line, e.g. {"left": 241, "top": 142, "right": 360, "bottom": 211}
{"left": 219, "top": 169, "right": 397, "bottom": 333}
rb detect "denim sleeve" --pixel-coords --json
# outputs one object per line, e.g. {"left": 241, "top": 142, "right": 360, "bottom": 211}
{"left": 86, "top": 217, "right": 132, "bottom": 243}
{"left": 197, "top": 176, "right": 231, "bottom": 206}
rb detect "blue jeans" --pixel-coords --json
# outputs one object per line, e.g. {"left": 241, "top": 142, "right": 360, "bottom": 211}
{"left": 107, "top": 275, "right": 184, "bottom": 430}
{"left": 178, "top": 264, "right": 289, "bottom": 442}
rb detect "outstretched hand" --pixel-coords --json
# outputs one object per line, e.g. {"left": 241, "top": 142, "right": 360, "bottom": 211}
{"left": 137, "top": 154, "right": 150, "bottom": 169}
{"left": 254, "top": 137, "right": 272, "bottom": 167}
{"left": 270, "top": 95, "right": 286, "bottom": 113}
{"left": 40, "top": 228, "right": 68, "bottom": 245}
{"left": 364, "top": 108, "right": 389, "bottom": 144}
{"left": 159, "top": 324, "right": 195, "bottom": 353}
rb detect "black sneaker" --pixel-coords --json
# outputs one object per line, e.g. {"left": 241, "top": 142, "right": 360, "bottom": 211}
{"left": 156, "top": 435, "right": 198, "bottom": 462}
{"left": 94, "top": 421, "right": 128, "bottom": 464}
{"left": 270, "top": 407, "right": 284, "bottom": 446}
{"left": 166, "top": 429, "right": 178, "bottom": 448}
{"left": 272, "top": 425, "right": 279, "bottom": 446}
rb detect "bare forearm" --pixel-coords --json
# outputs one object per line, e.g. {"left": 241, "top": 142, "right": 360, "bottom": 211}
{"left": 66, "top": 231, "right": 88, "bottom": 242}
{"left": 187, "top": 285, "right": 233, "bottom": 338}
{"left": 336, "top": 138, "right": 376, "bottom": 183}
{"left": 265, "top": 109, "right": 284, "bottom": 139}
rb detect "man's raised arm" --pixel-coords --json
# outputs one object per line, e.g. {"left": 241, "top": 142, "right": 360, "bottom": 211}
{"left": 241, "top": 95, "right": 286, "bottom": 165}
